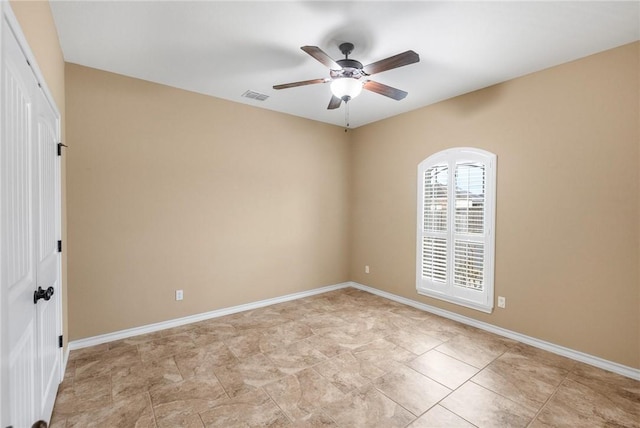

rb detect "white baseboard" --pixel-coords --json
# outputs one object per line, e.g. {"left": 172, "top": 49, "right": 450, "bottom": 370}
{"left": 348, "top": 281, "right": 640, "bottom": 381}
{"left": 68, "top": 282, "right": 350, "bottom": 351}
{"left": 68, "top": 280, "right": 639, "bottom": 381}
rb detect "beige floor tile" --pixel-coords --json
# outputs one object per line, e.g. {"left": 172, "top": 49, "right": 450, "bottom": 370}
{"left": 426, "top": 310, "right": 471, "bottom": 329}
{"left": 300, "top": 312, "right": 350, "bottom": 331}
{"left": 337, "top": 311, "right": 402, "bottom": 337}
{"left": 351, "top": 338, "right": 417, "bottom": 373}
{"left": 156, "top": 413, "right": 203, "bottom": 428}
{"left": 408, "top": 349, "right": 478, "bottom": 389}
{"left": 440, "top": 381, "right": 535, "bottom": 427}
{"left": 289, "top": 411, "right": 338, "bottom": 427}
{"left": 459, "top": 326, "right": 518, "bottom": 348}
{"left": 138, "top": 333, "right": 196, "bottom": 363}
{"left": 269, "top": 299, "right": 327, "bottom": 319}
{"left": 149, "top": 377, "right": 229, "bottom": 427}
{"left": 322, "top": 384, "right": 416, "bottom": 428}
{"left": 66, "top": 391, "right": 156, "bottom": 428}
{"left": 372, "top": 311, "right": 423, "bottom": 332}
{"left": 416, "top": 326, "right": 461, "bottom": 342}
{"left": 313, "top": 326, "right": 385, "bottom": 351}
{"left": 160, "top": 323, "right": 200, "bottom": 338}
{"left": 314, "top": 352, "right": 383, "bottom": 393}
{"left": 52, "top": 375, "right": 112, "bottom": 416}
{"left": 508, "top": 343, "right": 576, "bottom": 371}
{"left": 174, "top": 341, "right": 238, "bottom": 379}
{"left": 568, "top": 365, "right": 640, "bottom": 420}
{"left": 199, "top": 389, "right": 290, "bottom": 427}
{"left": 62, "top": 361, "right": 76, "bottom": 381}
{"left": 532, "top": 377, "right": 639, "bottom": 427}
{"left": 301, "top": 334, "right": 354, "bottom": 358}
{"left": 263, "top": 367, "right": 347, "bottom": 421}
{"left": 223, "top": 328, "right": 274, "bottom": 358}
{"left": 384, "top": 328, "right": 443, "bottom": 355}
{"left": 74, "top": 344, "right": 141, "bottom": 380}
{"left": 212, "top": 353, "right": 287, "bottom": 397}
{"left": 189, "top": 322, "right": 239, "bottom": 347}
{"left": 570, "top": 362, "right": 640, "bottom": 394}
{"left": 320, "top": 293, "right": 369, "bottom": 313}
{"left": 388, "top": 305, "right": 437, "bottom": 322}
{"left": 68, "top": 343, "right": 110, "bottom": 362}
{"left": 436, "top": 333, "right": 512, "bottom": 368}
{"left": 416, "top": 316, "right": 469, "bottom": 342}
{"left": 345, "top": 302, "right": 397, "bottom": 317}
{"left": 49, "top": 410, "right": 68, "bottom": 428}
{"left": 373, "top": 364, "right": 451, "bottom": 416}
{"left": 109, "top": 330, "right": 169, "bottom": 347}
{"left": 471, "top": 350, "right": 568, "bottom": 412}
{"left": 225, "top": 307, "right": 292, "bottom": 330}
{"left": 299, "top": 296, "right": 342, "bottom": 313}
{"left": 265, "top": 340, "right": 327, "bottom": 374}
{"left": 73, "top": 359, "right": 112, "bottom": 381}
{"left": 192, "top": 317, "right": 239, "bottom": 332}
{"left": 408, "top": 405, "right": 476, "bottom": 427}
{"left": 53, "top": 289, "right": 638, "bottom": 427}
{"left": 265, "top": 319, "right": 315, "bottom": 344}
{"left": 112, "top": 356, "right": 183, "bottom": 400}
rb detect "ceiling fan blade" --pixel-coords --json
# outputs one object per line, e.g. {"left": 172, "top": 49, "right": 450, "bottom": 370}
{"left": 273, "top": 78, "right": 328, "bottom": 90}
{"left": 363, "top": 80, "right": 408, "bottom": 100}
{"left": 327, "top": 95, "right": 342, "bottom": 110}
{"left": 362, "top": 50, "right": 420, "bottom": 75}
{"left": 301, "top": 46, "right": 341, "bottom": 70}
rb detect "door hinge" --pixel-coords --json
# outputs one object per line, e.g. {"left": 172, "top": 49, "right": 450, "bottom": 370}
{"left": 59, "top": 335, "right": 63, "bottom": 348}
{"left": 57, "top": 240, "right": 62, "bottom": 253}
{"left": 57, "top": 142, "right": 68, "bottom": 156}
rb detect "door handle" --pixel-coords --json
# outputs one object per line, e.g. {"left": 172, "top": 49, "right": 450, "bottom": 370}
{"left": 33, "top": 286, "right": 54, "bottom": 304}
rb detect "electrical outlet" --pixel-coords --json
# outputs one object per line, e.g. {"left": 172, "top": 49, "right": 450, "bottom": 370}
{"left": 176, "top": 290, "right": 183, "bottom": 301}
{"left": 497, "top": 296, "right": 506, "bottom": 308}
{"left": 365, "top": 265, "right": 370, "bottom": 274}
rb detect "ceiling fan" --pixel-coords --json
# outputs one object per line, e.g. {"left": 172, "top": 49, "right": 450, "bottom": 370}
{"left": 273, "top": 42, "right": 420, "bottom": 110}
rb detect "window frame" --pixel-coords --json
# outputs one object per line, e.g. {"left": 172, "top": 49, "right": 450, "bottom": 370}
{"left": 416, "top": 147, "right": 497, "bottom": 313}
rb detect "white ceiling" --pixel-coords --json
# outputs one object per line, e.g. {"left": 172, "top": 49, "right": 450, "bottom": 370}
{"left": 50, "top": 1, "right": 639, "bottom": 128}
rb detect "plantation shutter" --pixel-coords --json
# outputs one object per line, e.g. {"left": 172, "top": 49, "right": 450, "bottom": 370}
{"left": 421, "top": 164, "right": 448, "bottom": 284}
{"left": 416, "top": 148, "right": 496, "bottom": 313}
{"left": 453, "top": 162, "right": 486, "bottom": 291}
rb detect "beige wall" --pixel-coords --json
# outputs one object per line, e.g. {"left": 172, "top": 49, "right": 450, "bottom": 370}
{"left": 9, "top": 0, "right": 68, "bottom": 348}
{"left": 349, "top": 42, "right": 639, "bottom": 368}
{"left": 65, "top": 64, "right": 351, "bottom": 339}
{"left": 65, "top": 42, "right": 638, "bottom": 368}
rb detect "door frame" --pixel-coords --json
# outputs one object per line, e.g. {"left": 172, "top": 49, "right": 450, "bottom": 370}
{"left": 0, "top": 1, "right": 64, "bottom": 425}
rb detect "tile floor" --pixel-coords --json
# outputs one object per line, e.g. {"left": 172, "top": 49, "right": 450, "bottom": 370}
{"left": 51, "top": 288, "right": 640, "bottom": 427}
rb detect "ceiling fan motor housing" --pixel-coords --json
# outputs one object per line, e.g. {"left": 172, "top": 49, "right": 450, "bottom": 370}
{"left": 331, "top": 59, "right": 365, "bottom": 79}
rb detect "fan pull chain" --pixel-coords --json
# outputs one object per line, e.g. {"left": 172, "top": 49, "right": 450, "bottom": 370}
{"left": 345, "top": 101, "right": 350, "bottom": 131}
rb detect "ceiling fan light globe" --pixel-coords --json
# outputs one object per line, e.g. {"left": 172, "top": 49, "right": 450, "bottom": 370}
{"left": 330, "top": 78, "right": 363, "bottom": 101}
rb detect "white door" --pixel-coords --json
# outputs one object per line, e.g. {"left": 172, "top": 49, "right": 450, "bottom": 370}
{"left": 2, "top": 17, "right": 39, "bottom": 428}
{"left": 1, "top": 11, "right": 62, "bottom": 427}
{"left": 34, "top": 85, "right": 61, "bottom": 422}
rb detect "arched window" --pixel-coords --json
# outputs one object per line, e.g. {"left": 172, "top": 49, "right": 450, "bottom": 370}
{"left": 416, "top": 148, "right": 496, "bottom": 313}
